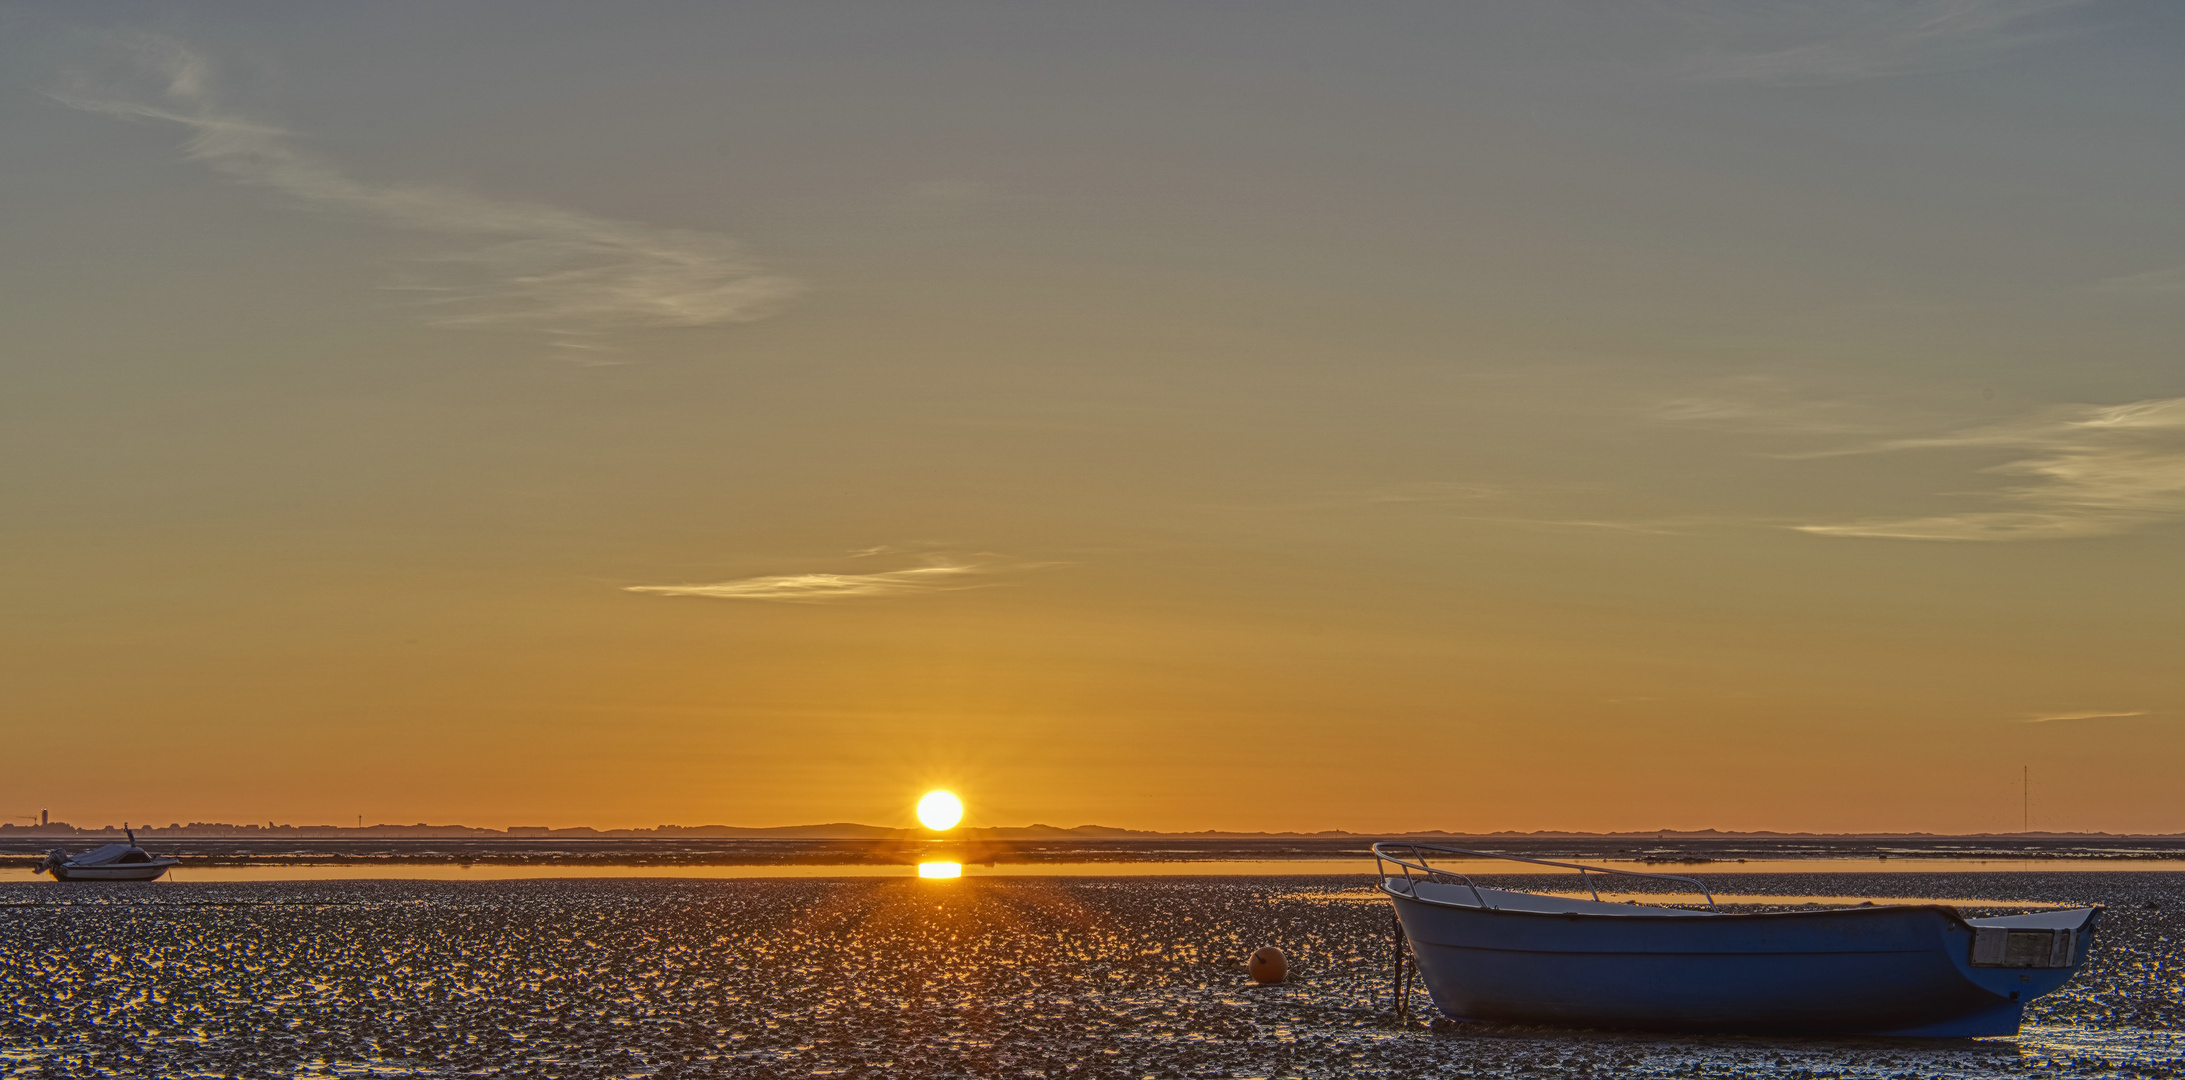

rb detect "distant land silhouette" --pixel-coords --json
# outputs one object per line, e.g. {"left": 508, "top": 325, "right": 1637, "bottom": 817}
{"left": 4, "top": 821, "right": 2180, "bottom": 840}
{"left": 10, "top": 822, "right": 2185, "bottom": 871}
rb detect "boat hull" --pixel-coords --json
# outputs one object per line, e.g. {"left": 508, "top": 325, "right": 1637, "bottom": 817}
{"left": 1389, "top": 882, "right": 2097, "bottom": 1037}
{"left": 48, "top": 862, "right": 177, "bottom": 882}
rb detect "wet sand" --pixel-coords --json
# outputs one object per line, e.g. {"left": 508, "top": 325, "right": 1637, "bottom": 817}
{"left": 3, "top": 872, "right": 2179, "bottom": 1079}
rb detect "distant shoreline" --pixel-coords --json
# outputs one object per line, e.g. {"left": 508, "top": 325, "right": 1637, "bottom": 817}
{"left": 8, "top": 833, "right": 2185, "bottom": 871}
{"left": 7, "top": 823, "right": 2182, "bottom": 841}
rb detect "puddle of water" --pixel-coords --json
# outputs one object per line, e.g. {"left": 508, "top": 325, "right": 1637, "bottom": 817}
{"left": 4, "top": 855, "right": 2182, "bottom": 883}
{"left": 0, "top": 859, "right": 1381, "bottom": 883}
{"left": 2014, "top": 1024, "right": 2185, "bottom": 1069}
{"left": 1288, "top": 887, "right": 2056, "bottom": 908}
{"left": 1378, "top": 857, "right": 2185, "bottom": 875}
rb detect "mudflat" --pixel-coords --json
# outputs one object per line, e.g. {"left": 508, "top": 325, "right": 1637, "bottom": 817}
{"left": 3, "top": 873, "right": 2179, "bottom": 1079}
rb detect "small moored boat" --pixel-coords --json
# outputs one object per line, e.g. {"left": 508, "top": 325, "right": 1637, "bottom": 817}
{"left": 35, "top": 829, "right": 180, "bottom": 882}
{"left": 1377, "top": 842, "right": 2099, "bottom": 1037}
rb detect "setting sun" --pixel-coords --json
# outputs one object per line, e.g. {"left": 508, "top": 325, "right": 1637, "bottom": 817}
{"left": 917, "top": 790, "right": 964, "bottom": 831}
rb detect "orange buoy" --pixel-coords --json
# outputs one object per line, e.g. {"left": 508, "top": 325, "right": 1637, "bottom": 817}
{"left": 1248, "top": 946, "right": 1287, "bottom": 984}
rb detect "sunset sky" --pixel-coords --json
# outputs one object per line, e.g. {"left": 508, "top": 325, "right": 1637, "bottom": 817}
{"left": 5, "top": 2, "right": 2182, "bottom": 834}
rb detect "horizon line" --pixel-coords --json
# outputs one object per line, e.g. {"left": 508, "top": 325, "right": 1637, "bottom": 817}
{"left": 8, "top": 821, "right": 2183, "bottom": 841}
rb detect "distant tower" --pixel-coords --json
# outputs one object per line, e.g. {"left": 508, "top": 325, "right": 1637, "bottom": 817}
{"left": 39, "top": 809, "right": 47, "bottom": 827}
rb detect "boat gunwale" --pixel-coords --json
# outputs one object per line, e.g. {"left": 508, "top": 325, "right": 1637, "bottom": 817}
{"left": 1374, "top": 840, "right": 1724, "bottom": 909}
{"left": 1373, "top": 838, "right": 2103, "bottom": 932}
{"left": 1380, "top": 879, "right": 1997, "bottom": 929}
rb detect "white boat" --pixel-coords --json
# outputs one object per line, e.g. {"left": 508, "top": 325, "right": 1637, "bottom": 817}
{"left": 35, "top": 829, "right": 180, "bottom": 881}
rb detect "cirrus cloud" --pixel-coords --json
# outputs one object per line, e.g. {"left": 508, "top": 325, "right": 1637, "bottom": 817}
{"left": 1685, "top": 0, "right": 2092, "bottom": 86}
{"left": 50, "top": 36, "right": 800, "bottom": 351}
{"left": 625, "top": 557, "right": 1022, "bottom": 603}
{"left": 2019, "top": 710, "right": 2151, "bottom": 723}
{"left": 1791, "top": 397, "right": 2185, "bottom": 541}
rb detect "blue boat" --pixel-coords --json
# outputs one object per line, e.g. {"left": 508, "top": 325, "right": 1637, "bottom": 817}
{"left": 1375, "top": 843, "right": 2100, "bottom": 1037}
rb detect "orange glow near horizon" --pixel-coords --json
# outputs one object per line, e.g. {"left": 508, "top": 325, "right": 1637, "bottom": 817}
{"left": 12, "top": 8, "right": 2185, "bottom": 839}
{"left": 917, "top": 861, "right": 962, "bottom": 879}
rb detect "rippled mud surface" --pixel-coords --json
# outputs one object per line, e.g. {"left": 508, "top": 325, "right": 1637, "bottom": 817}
{"left": 2, "top": 873, "right": 2179, "bottom": 1079}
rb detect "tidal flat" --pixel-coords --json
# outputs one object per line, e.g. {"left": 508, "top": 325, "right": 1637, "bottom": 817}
{"left": 3, "top": 873, "right": 2179, "bottom": 1079}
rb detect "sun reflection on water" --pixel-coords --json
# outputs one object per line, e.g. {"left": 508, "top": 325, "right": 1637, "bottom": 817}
{"left": 917, "top": 862, "right": 962, "bottom": 879}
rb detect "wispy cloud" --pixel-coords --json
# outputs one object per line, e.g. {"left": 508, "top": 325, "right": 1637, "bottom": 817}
{"left": 50, "top": 36, "right": 799, "bottom": 350}
{"left": 1793, "top": 397, "right": 2185, "bottom": 541}
{"left": 1686, "top": 0, "right": 2091, "bottom": 86}
{"left": 2020, "top": 710, "right": 2150, "bottom": 723}
{"left": 2085, "top": 266, "right": 2185, "bottom": 296}
{"left": 1497, "top": 517, "right": 1697, "bottom": 536}
{"left": 626, "top": 557, "right": 1017, "bottom": 603}
{"left": 1651, "top": 375, "right": 1885, "bottom": 436}
{"left": 1339, "top": 481, "right": 1501, "bottom": 507}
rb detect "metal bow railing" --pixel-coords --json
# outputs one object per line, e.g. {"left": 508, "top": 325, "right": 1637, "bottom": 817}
{"left": 1372, "top": 842, "right": 1717, "bottom": 910}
